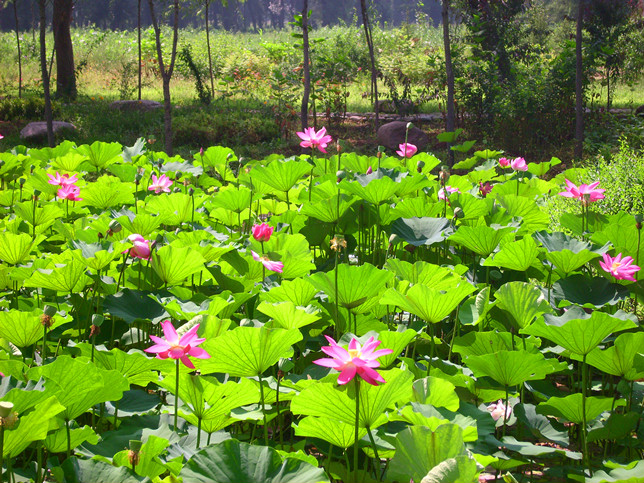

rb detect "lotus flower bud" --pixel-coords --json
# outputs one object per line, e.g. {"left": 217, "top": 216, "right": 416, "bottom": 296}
{"left": 199, "top": 147, "right": 204, "bottom": 157}
{"left": 188, "top": 187, "right": 195, "bottom": 196}
{"left": 226, "top": 153, "right": 233, "bottom": 161}
{"left": 406, "top": 122, "right": 414, "bottom": 130}
{"left": 108, "top": 220, "right": 122, "bottom": 234}
{"left": 439, "top": 166, "right": 450, "bottom": 184}
{"left": 336, "top": 140, "right": 342, "bottom": 154}
{"left": 336, "top": 170, "right": 346, "bottom": 183}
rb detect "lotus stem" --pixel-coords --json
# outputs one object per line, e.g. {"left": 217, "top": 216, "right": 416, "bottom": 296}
{"left": 366, "top": 426, "right": 383, "bottom": 481}
{"left": 174, "top": 359, "right": 180, "bottom": 433}
{"left": 258, "top": 373, "right": 269, "bottom": 444}
{"left": 65, "top": 418, "right": 71, "bottom": 458}
{"left": 0, "top": 426, "right": 4, "bottom": 483}
{"left": 196, "top": 417, "right": 202, "bottom": 449}
{"left": 581, "top": 354, "right": 590, "bottom": 474}
{"left": 353, "top": 378, "right": 361, "bottom": 483}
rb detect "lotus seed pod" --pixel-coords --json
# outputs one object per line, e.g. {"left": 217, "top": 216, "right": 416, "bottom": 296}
{"left": 406, "top": 122, "right": 414, "bottom": 130}
{"left": 129, "top": 440, "right": 143, "bottom": 452}
{"left": 43, "top": 305, "right": 57, "bottom": 317}
{"left": 175, "top": 171, "right": 182, "bottom": 180}
{"left": 453, "top": 207, "right": 464, "bottom": 219}
{"left": 108, "top": 220, "right": 122, "bottom": 234}
{"left": 0, "top": 401, "right": 14, "bottom": 418}
{"left": 389, "top": 234, "right": 400, "bottom": 245}
{"left": 92, "top": 314, "right": 105, "bottom": 327}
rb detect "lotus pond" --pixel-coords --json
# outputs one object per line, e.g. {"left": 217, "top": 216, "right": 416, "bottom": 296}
{"left": 0, "top": 134, "right": 643, "bottom": 483}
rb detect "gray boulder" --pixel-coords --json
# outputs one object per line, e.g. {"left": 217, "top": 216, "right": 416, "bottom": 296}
{"left": 110, "top": 100, "right": 162, "bottom": 112}
{"left": 376, "top": 121, "right": 430, "bottom": 151}
{"left": 20, "top": 121, "right": 76, "bottom": 140}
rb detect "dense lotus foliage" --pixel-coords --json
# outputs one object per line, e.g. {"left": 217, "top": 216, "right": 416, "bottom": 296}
{"left": 0, "top": 136, "right": 643, "bottom": 483}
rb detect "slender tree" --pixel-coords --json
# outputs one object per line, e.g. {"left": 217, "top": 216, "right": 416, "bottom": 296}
{"left": 12, "top": 0, "right": 23, "bottom": 98}
{"left": 39, "top": 0, "right": 54, "bottom": 147}
{"left": 204, "top": 0, "right": 215, "bottom": 96}
{"left": 138, "top": 0, "right": 142, "bottom": 100}
{"left": 441, "top": 0, "right": 455, "bottom": 166}
{"left": 575, "top": 0, "right": 584, "bottom": 159}
{"left": 300, "top": 0, "right": 310, "bottom": 133}
{"left": 148, "top": 0, "right": 180, "bottom": 155}
{"left": 359, "top": 0, "right": 379, "bottom": 130}
{"left": 53, "top": 0, "right": 76, "bottom": 99}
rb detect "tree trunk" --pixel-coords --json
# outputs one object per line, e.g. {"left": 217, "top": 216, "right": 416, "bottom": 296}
{"left": 39, "top": 0, "right": 54, "bottom": 147}
{"left": 138, "top": 0, "right": 142, "bottom": 100}
{"left": 13, "top": 0, "right": 23, "bottom": 98}
{"left": 442, "top": 0, "right": 455, "bottom": 166}
{"left": 53, "top": 0, "right": 76, "bottom": 100}
{"left": 300, "top": 0, "right": 310, "bottom": 133}
{"left": 359, "top": 0, "right": 379, "bottom": 130}
{"left": 575, "top": 0, "right": 584, "bottom": 159}
{"left": 205, "top": 0, "right": 214, "bottom": 96}
{"left": 148, "top": 0, "right": 179, "bottom": 155}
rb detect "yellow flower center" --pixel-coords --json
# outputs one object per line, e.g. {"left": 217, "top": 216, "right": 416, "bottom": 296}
{"left": 611, "top": 261, "right": 622, "bottom": 272}
{"left": 348, "top": 349, "right": 362, "bottom": 359}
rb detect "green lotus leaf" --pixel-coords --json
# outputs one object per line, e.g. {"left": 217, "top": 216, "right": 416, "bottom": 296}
{"left": 250, "top": 158, "right": 313, "bottom": 193}
{"left": 70, "top": 240, "right": 126, "bottom": 272}
{"left": 391, "top": 217, "right": 454, "bottom": 247}
{"left": 449, "top": 225, "right": 515, "bottom": 257}
{"left": 300, "top": 193, "right": 358, "bottom": 223}
{"left": 527, "top": 157, "right": 561, "bottom": 176}
{"left": 453, "top": 331, "right": 540, "bottom": 358}
{"left": 465, "top": 350, "right": 564, "bottom": 387}
{"left": 587, "top": 411, "right": 640, "bottom": 443}
{"left": 341, "top": 176, "right": 400, "bottom": 205}
{"left": 80, "top": 176, "right": 134, "bottom": 210}
{"left": 118, "top": 212, "right": 161, "bottom": 237}
{"left": 390, "top": 197, "right": 443, "bottom": 219}
{"left": 0, "top": 232, "right": 43, "bottom": 265}
{"left": 451, "top": 195, "right": 493, "bottom": 221}
{"left": 0, "top": 309, "right": 67, "bottom": 348}
{"left": 388, "top": 424, "right": 473, "bottom": 483}
{"left": 293, "top": 416, "right": 367, "bottom": 449}
{"left": 261, "top": 277, "right": 318, "bottom": 306}
{"left": 181, "top": 439, "right": 329, "bottom": 483}
{"left": 309, "top": 263, "right": 393, "bottom": 311}
{"left": 373, "top": 329, "right": 417, "bottom": 368}
{"left": 513, "top": 403, "right": 569, "bottom": 447}
{"left": 151, "top": 244, "right": 206, "bottom": 287}
{"left": 112, "top": 435, "right": 169, "bottom": 479}
{"left": 569, "top": 460, "right": 644, "bottom": 483}
{"left": 380, "top": 282, "right": 475, "bottom": 324}
{"left": 3, "top": 396, "right": 66, "bottom": 458}
{"left": 254, "top": 232, "right": 315, "bottom": 280}
{"left": 581, "top": 332, "right": 644, "bottom": 380}
{"left": 198, "top": 326, "right": 302, "bottom": 377}
{"left": 77, "top": 141, "right": 123, "bottom": 171}
{"left": 161, "top": 160, "right": 203, "bottom": 176}
{"left": 25, "top": 259, "right": 92, "bottom": 293}
{"left": 145, "top": 192, "right": 195, "bottom": 225}
{"left": 14, "top": 201, "right": 63, "bottom": 234}
{"left": 257, "top": 301, "right": 320, "bottom": 329}
{"left": 494, "top": 282, "right": 552, "bottom": 331}
{"left": 412, "top": 377, "right": 460, "bottom": 411}
{"left": 209, "top": 186, "right": 253, "bottom": 213}
{"left": 44, "top": 423, "right": 99, "bottom": 454}
{"left": 385, "top": 259, "right": 462, "bottom": 289}
{"left": 537, "top": 394, "right": 625, "bottom": 425}
{"left": 500, "top": 435, "right": 581, "bottom": 460}
{"left": 291, "top": 368, "right": 413, "bottom": 430}
{"left": 551, "top": 275, "right": 631, "bottom": 308}
{"left": 483, "top": 236, "right": 541, "bottom": 271}
{"left": 496, "top": 195, "right": 550, "bottom": 232}
{"left": 521, "top": 308, "right": 637, "bottom": 356}
{"left": 27, "top": 356, "right": 129, "bottom": 420}
{"left": 421, "top": 456, "right": 480, "bottom": 483}
{"left": 55, "top": 457, "right": 146, "bottom": 483}
{"left": 104, "top": 289, "right": 169, "bottom": 325}
{"left": 591, "top": 212, "right": 644, "bottom": 268}
{"left": 534, "top": 231, "right": 609, "bottom": 275}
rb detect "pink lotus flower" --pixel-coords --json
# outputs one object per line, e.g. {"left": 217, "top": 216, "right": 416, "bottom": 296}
{"left": 599, "top": 253, "right": 640, "bottom": 281}
{"left": 148, "top": 174, "right": 173, "bottom": 194}
{"left": 498, "top": 157, "right": 511, "bottom": 168}
{"left": 366, "top": 166, "right": 373, "bottom": 175}
{"left": 48, "top": 172, "right": 79, "bottom": 187}
{"left": 252, "top": 223, "right": 274, "bottom": 242}
{"left": 0, "top": 134, "right": 3, "bottom": 140}
{"left": 145, "top": 320, "right": 210, "bottom": 369}
{"left": 438, "top": 185, "right": 460, "bottom": 200}
{"left": 479, "top": 182, "right": 493, "bottom": 197}
{"left": 314, "top": 335, "right": 393, "bottom": 386}
{"left": 558, "top": 179, "right": 605, "bottom": 205}
{"left": 251, "top": 250, "right": 283, "bottom": 273}
{"left": 396, "top": 143, "right": 417, "bottom": 158}
{"left": 127, "top": 234, "right": 152, "bottom": 260}
{"left": 487, "top": 399, "right": 512, "bottom": 421}
{"left": 57, "top": 184, "right": 82, "bottom": 201}
{"left": 296, "top": 127, "right": 333, "bottom": 153}
{"left": 510, "top": 157, "right": 528, "bottom": 171}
